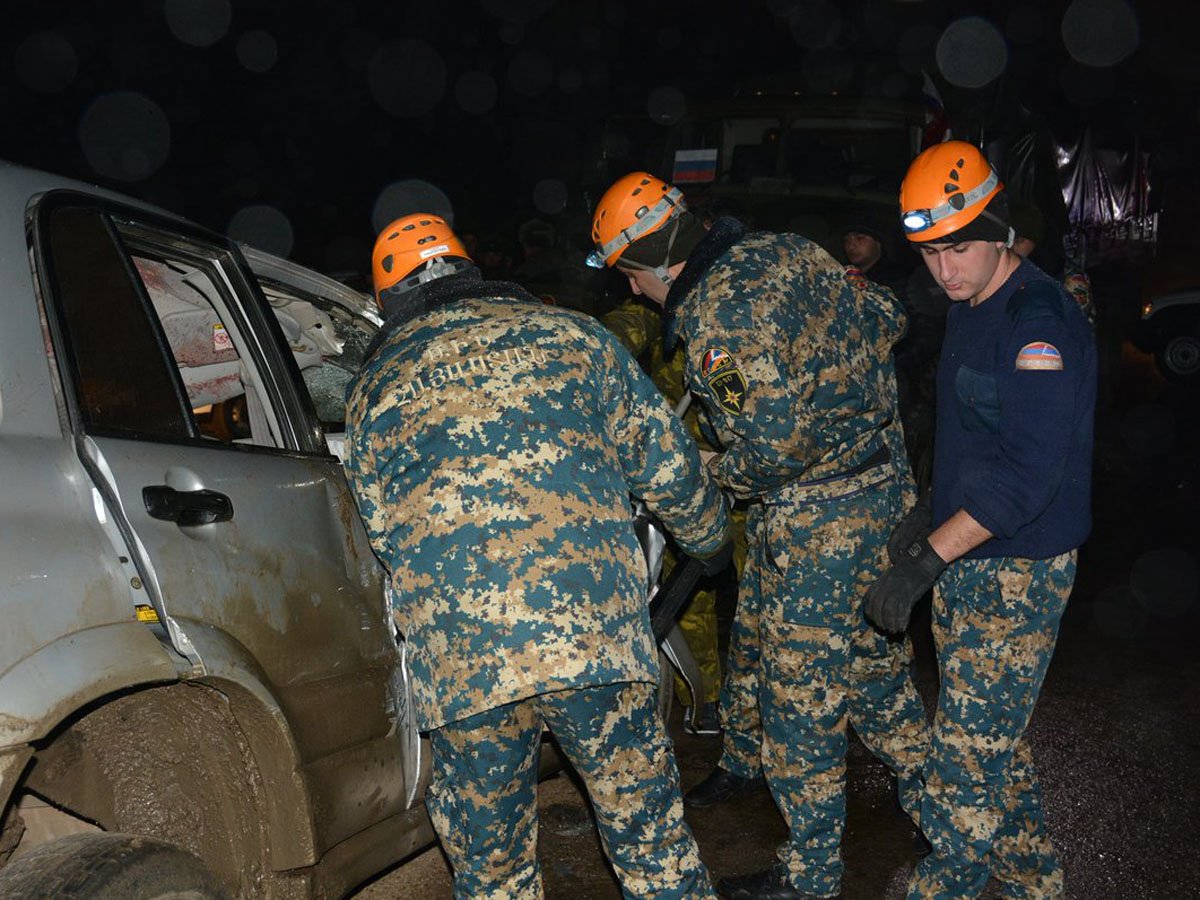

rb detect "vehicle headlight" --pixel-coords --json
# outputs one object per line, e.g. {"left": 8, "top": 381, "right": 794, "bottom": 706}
{"left": 1140, "top": 301, "right": 1154, "bottom": 319}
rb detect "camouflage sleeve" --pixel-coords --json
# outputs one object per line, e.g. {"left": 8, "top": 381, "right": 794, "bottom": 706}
{"left": 1062, "top": 265, "right": 1096, "bottom": 329}
{"left": 342, "top": 381, "right": 393, "bottom": 568}
{"left": 687, "top": 288, "right": 824, "bottom": 498}
{"left": 600, "top": 298, "right": 659, "bottom": 358}
{"left": 594, "top": 326, "right": 730, "bottom": 557}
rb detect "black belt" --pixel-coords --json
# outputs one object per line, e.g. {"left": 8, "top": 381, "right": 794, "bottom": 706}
{"left": 793, "top": 443, "right": 891, "bottom": 488}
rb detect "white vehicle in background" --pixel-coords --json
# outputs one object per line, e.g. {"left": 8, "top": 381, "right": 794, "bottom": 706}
{"left": 1136, "top": 289, "right": 1200, "bottom": 383}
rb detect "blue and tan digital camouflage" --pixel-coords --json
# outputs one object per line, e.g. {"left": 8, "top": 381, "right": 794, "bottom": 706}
{"left": 602, "top": 299, "right": 718, "bottom": 452}
{"left": 344, "top": 287, "right": 729, "bottom": 731}
{"left": 667, "top": 221, "right": 914, "bottom": 504}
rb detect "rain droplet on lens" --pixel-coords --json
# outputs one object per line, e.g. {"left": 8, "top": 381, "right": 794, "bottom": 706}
{"left": 508, "top": 49, "right": 553, "bottom": 98}
{"left": 1062, "top": 0, "right": 1139, "bottom": 68}
{"left": 937, "top": 16, "right": 1009, "bottom": 89}
{"left": 788, "top": 0, "right": 843, "bottom": 50}
{"left": 236, "top": 30, "right": 278, "bottom": 73}
{"left": 369, "top": 40, "right": 447, "bottom": 118}
{"left": 14, "top": 31, "right": 78, "bottom": 94}
{"left": 533, "top": 179, "right": 568, "bottom": 216}
{"left": 228, "top": 204, "right": 294, "bottom": 258}
{"left": 78, "top": 92, "right": 172, "bottom": 182}
{"left": 372, "top": 180, "right": 455, "bottom": 235}
{"left": 163, "top": 0, "right": 232, "bottom": 48}
{"left": 456, "top": 71, "right": 498, "bottom": 116}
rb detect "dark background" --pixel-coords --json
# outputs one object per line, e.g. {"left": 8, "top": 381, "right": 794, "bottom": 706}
{"left": 3, "top": 0, "right": 1198, "bottom": 284}
{"left": 5, "top": 5, "right": 1198, "bottom": 896}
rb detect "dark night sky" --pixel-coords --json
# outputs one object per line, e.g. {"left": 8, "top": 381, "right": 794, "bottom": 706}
{"left": 3, "top": 0, "right": 1197, "bottom": 278}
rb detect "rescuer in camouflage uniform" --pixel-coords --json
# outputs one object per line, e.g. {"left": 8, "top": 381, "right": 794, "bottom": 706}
{"left": 590, "top": 174, "right": 931, "bottom": 900}
{"left": 602, "top": 298, "right": 753, "bottom": 734}
{"left": 345, "top": 214, "right": 732, "bottom": 900}
{"left": 868, "top": 143, "right": 1096, "bottom": 898}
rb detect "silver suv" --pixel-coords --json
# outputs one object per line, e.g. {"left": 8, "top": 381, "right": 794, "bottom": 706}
{"left": 0, "top": 162, "right": 437, "bottom": 898}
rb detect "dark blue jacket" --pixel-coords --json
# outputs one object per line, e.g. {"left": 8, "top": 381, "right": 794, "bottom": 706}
{"left": 933, "top": 258, "right": 1096, "bottom": 559}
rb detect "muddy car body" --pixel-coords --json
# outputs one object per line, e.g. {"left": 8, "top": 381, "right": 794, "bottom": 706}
{"left": 0, "top": 161, "right": 437, "bottom": 898}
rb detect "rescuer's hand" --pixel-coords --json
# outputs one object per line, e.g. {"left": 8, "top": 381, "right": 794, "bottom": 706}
{"left": 866, "top": 536, "right": 946, "bottom": 634}
{"left": 887, "top": 502, "right": 933, "bottom": 564}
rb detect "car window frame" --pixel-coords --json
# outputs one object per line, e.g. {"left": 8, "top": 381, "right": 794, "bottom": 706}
{"left": 31, "top": 190, "right": 330, "bottom": 457}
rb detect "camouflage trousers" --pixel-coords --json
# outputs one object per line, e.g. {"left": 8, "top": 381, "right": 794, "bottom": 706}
{"left": 739, "top": 470, "right": 931, "bottom": 897}
{"left": 909, "top": 552, "right": 1075, "bottom": 900}
{"left": 671, "top": 504, "right": 750, "bottom": 705}
{"left": 718, "top": 503, "right": 765, "bottom": 775}
{"left": 427, "top": 681, "right": 714, "bottom": 900}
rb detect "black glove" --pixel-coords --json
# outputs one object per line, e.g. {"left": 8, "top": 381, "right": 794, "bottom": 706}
{"left": 887, "top": 502, "right": 933, "bottom": 564}
{"left": 695, "top": 538, "right": 734, "bottom": 577}
{"left": 866, "top": 535, "right": 946, "bottom": 634}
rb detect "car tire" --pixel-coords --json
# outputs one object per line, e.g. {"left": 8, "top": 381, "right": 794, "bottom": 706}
{"left": 1156, "top": 331, "right": 1200, "bottom": 382}
{"left": 0, "top": 833, "right": 230, "bottom": 899}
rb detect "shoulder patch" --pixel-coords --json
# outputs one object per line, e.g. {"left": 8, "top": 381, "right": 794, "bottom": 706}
{"left": 1015, "top": 341, "right": 1063, "bottom": 371}
{"left": 699, "top": 347, "right": 748, "bottom": 414}
{"left": 844, "top": 265, "right": 869, "bottom": 289}
{"left": 1006, "top": 280, "right": 1066, "bottom": 323}
{"left": 700, "top": 347, "right": 734, "bottom": 378}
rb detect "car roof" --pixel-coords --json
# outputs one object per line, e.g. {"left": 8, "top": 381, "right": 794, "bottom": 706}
{"left": 0, "top": 159, "right": 188, "bottom": 224}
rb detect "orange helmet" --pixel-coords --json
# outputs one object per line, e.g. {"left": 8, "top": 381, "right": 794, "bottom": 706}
{"left": 899, "top": 141, "right": 1003, "bottom": 243}
{"left": 588, "top": 172, "right": 687, "bottom": 268}
{"left": 372, "top": 214, "right": 471, "bottom": 300}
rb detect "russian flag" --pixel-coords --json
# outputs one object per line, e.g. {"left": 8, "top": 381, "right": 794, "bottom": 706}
{"left": 921, "top": 71, "right": 952, "bottom": 148}
{"left": 673, "top": 149, "right": 719, "bottom": 184}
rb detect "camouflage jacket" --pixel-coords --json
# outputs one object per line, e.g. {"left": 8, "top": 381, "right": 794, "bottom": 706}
{"left": 345, "top": 275, "right": 729, "bottom": 729}
{"left": 601, "top": 299, "right": 718, "bottom": 451}
{"left": 665, "top": 218, "right": 915, "bottom": 503}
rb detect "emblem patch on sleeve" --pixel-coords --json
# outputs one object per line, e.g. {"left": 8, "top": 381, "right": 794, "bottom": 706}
{"left": 700, "top": 347, "right": 748, "bottom": 414}
{"left": 1015, "top": 341, "right": 1064, "bottom": 371}
{"left": 844, "top": 265, "right": 868, "bottom": 289}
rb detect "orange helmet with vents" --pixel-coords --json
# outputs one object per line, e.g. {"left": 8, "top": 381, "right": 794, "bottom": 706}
{"left": 372, "top": 213, "right": 471, "bottom": 301}
{"left": 899, "top": 141, "right": 1003, "bottom": 243}
{"left": 588, "top": 172, "right": 687, "bottom": 268}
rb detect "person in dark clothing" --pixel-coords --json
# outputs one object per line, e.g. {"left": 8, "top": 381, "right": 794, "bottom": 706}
{"left": 842, "top": 222, "right": 909, "bottom": 298}
{"left": 867, "top": 141, "right": 1096, "bottom": 900}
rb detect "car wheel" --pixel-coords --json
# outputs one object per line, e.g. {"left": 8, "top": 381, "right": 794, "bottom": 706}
{"left": 1156, "top": 331, "right": 1200, "bottom": 382}
{"left": 0, "top": 833, "right": 229, "bottom": 899}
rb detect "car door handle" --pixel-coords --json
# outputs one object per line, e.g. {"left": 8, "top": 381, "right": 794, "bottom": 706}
{"left": 143, "top": 485, "right": 234, "bottom": 526}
